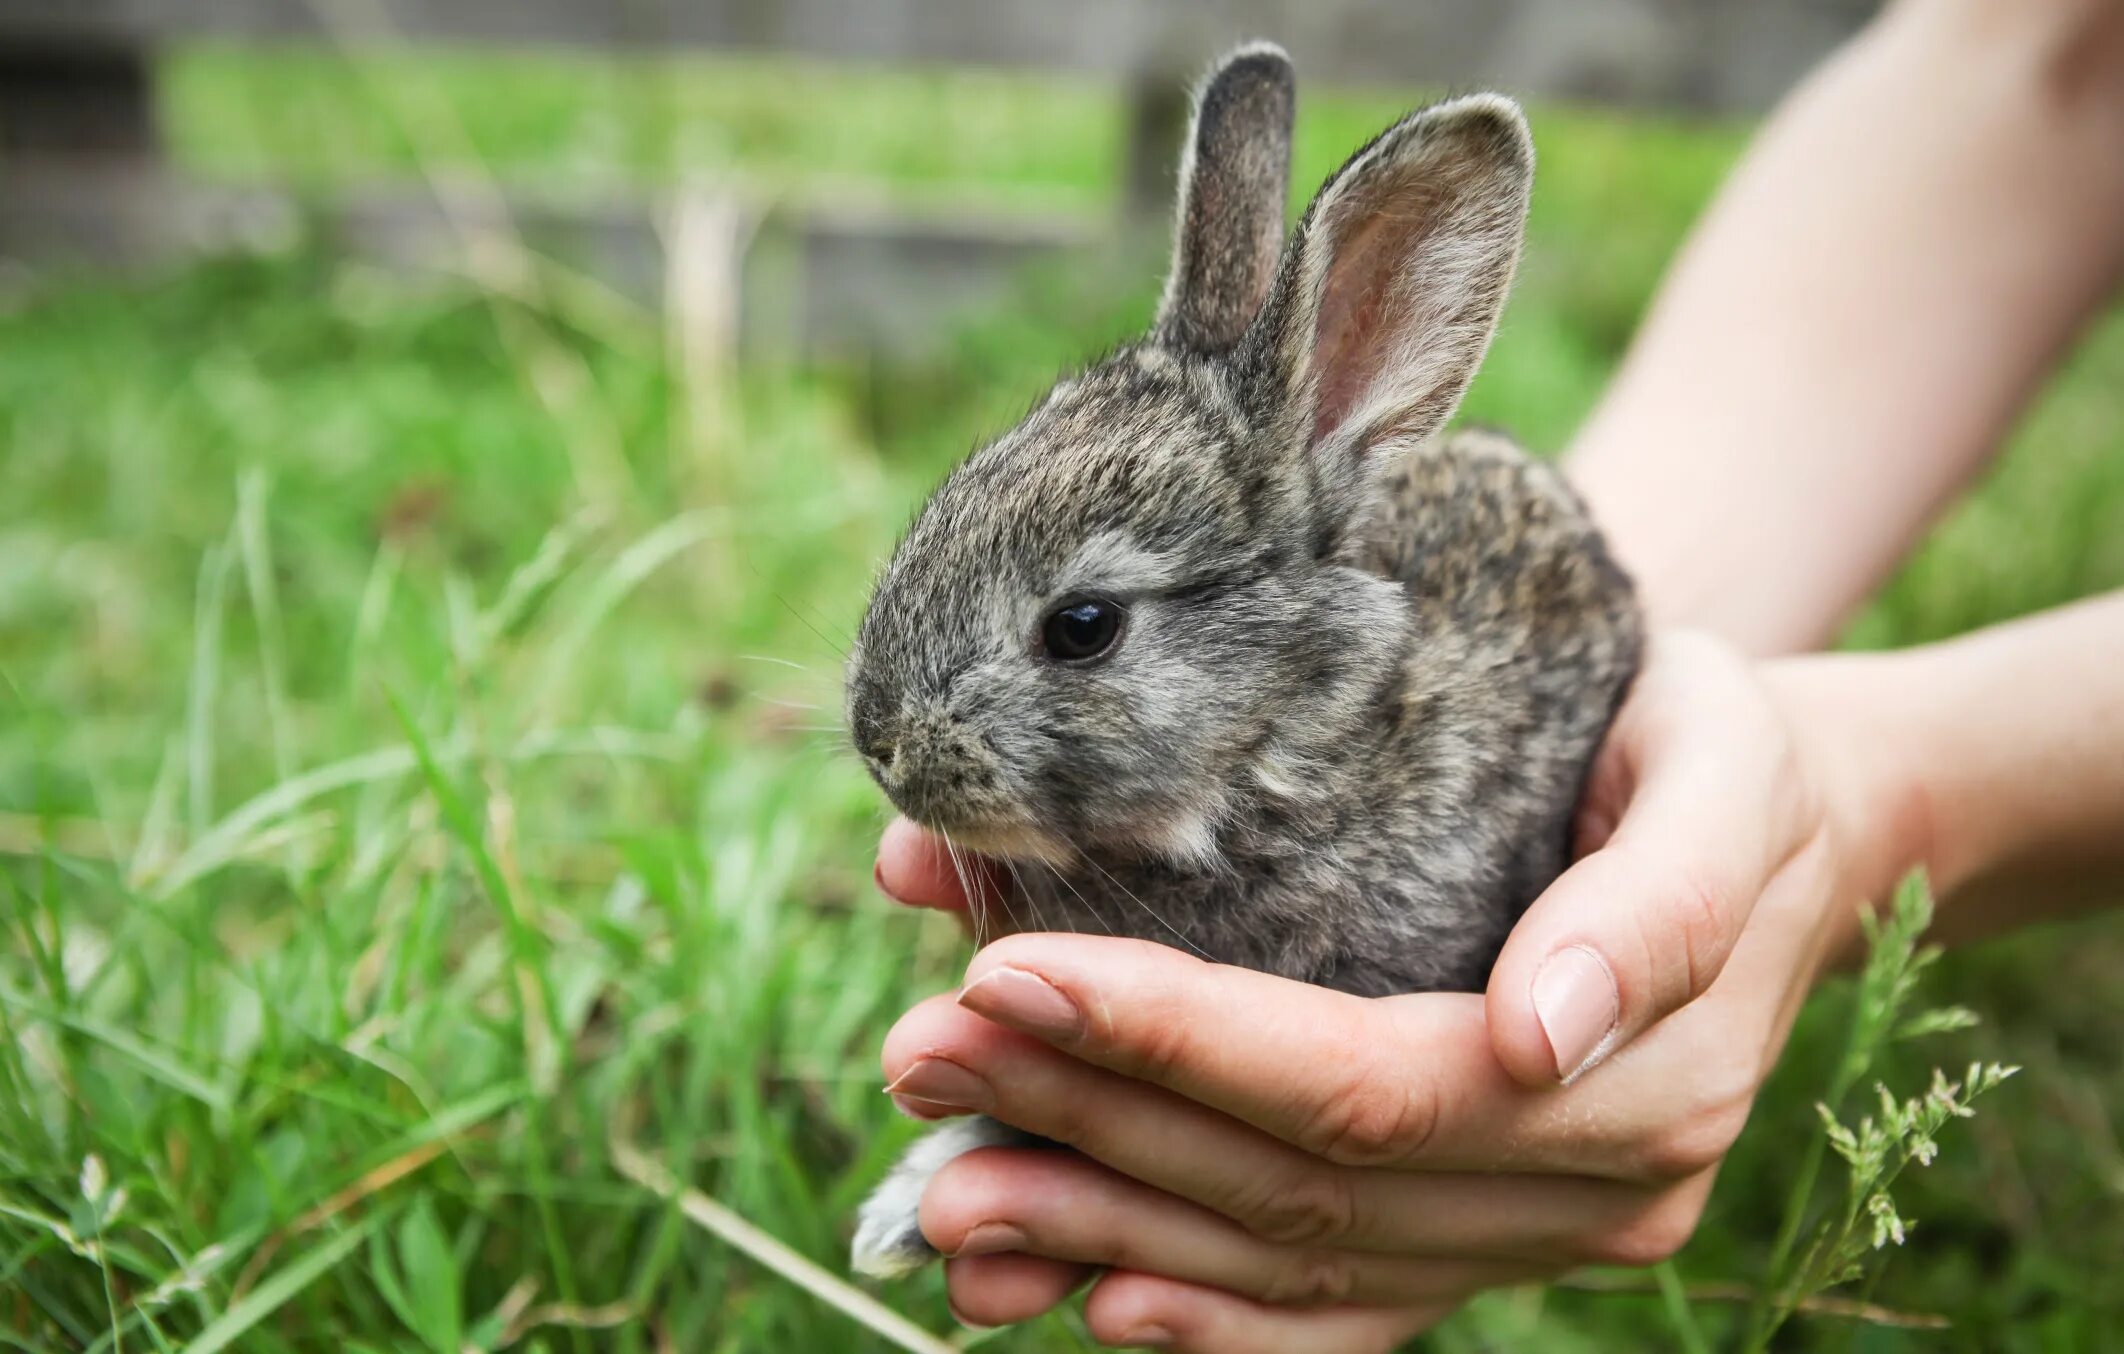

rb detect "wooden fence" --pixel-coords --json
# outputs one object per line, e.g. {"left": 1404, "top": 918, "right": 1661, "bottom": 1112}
{"left": 0, "top": 0, "right": 1876, "bottom": 354}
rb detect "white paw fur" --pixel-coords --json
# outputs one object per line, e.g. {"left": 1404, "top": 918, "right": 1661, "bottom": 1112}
{"left": 851, "top": 1116, "right": 1027, "bottom": 1278}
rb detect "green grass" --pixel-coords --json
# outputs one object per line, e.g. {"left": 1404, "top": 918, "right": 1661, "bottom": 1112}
{"left": 3, "top": 41, "right": 2124, "bottom": 1352}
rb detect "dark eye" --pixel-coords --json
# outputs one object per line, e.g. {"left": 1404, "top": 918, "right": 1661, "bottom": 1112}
{"left": 1040, "top": 598, "right": 1127, "bottom": 663}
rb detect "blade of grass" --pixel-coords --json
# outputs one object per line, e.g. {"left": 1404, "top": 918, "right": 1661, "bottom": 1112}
{"left": 1652, "top": 1262, "right": 1713, "bottom": 1354}
{"left": 0, "top": 983, "right": 229, "bottom": 1112}
{"left": 185, "top": 535, "right": 235, "bottom": 842}
{"left": 149, "top": 728, "right": 687, "bottom": 898}
{"left": 236, "top": 469, "right": 297, "bottom": 791}
{"left": 525, "top": 510, "right": 727, "bottom": 722}
{"left": 349, "top": 537, "right": 404, "bottom": 699}
{"left": 128, "top": 737, "right": 186, "bottom": 888}
{"left": 178, "top": 1214, "right": 382, "bottom": 1354}
{"left": 384, "top": 689, "right": 583, "bottom": 1328}
{"left": 609, "top": 1135, "right": 956, "bottom": 1354}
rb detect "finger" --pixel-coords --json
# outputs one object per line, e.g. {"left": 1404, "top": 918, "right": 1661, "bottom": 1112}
{"left": 924, "top": 1146, "right": 1553, "bottom": 1306}
{"left": 876, "top": 816, "right": 1003, "bottom": 915}
{"left": 951, "top": 934, "right": 1534, "bottom": 1169}
{"left": 942, "top": 1253, "right": 1092, "bottom": 1329}
{"left": 933, "top": 936, "right": 1774, "bottom": 1180}
{"left": 1083, "top": 1271, "right": 1447, "bottom": 1354}
{"left": 1487, "top": 631, "right": 1814, "bottom": 1086}
{"left": 885, "top": 996, "right": 1662, "bottom": 1255}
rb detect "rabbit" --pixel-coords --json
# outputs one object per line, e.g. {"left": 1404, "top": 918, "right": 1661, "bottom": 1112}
{"left": 843, "top": 42, "right": 1642, "bottom": 1279}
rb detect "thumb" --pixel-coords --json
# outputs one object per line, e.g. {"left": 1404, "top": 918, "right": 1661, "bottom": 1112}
{"left": 1486, "top": 634, "right": 1809, "bottom": 1086}
{"left": 876, "top": 817, "right": 1011, "bottom": 938}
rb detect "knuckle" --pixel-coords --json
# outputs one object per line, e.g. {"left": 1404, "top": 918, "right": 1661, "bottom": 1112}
{"left": 1633, "top": 1110, "right": 1744, "bottom": 1180}
{"left": 1576, "top": 1198, "right": 1702, "bottom": 1268}
{"left": 1017, "top": 1088, "right": 1095, "bottom": 1151}
{"left": 1630, "top": 1066, "right": 1755, "bottom": 1180}
{"left": 1091, "top": 1228, "right": 1158, "bottom": 1276}
{"left": 1259, "top": 1249, "right": 1359, "bottom": 1307}
{"left": 1230, "top": 1165, "right": 1359, "bottom": 1248}
{"left": 1292, "top": 1071, "right": 1438, "bottom": 1167}
{"left": 1666, "top": 866, "right": 1735, "bottom": 994}
{"left": 1767, "top": 733, "right": 1812, "bottom": 818}
{"left": 1043, "top": 1104, "right": 1096, "bottom": 1152}
{"left": 1111, "top": 1005, "right": 1194, "bottom": 1084}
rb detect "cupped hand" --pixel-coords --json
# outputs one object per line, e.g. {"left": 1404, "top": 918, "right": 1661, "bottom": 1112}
{"left": 871, "top": 633, "right": 1909, "bottom": 1352}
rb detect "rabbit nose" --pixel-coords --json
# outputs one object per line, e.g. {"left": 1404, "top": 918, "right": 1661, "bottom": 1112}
{"left": 879, "top": 711, "right": 996, "bottom": 827}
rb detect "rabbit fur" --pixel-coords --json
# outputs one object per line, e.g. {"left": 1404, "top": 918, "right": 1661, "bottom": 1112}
{"left": 844, "top": 42, "right": 1642, "bottom": 1278}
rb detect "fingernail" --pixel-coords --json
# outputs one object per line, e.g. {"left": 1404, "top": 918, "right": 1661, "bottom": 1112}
{"left": 951, "top": 1221, "right": 1028, "bottom": 1257}
{"left": 888, "top": 1093, "right": 958, "bottom": 1121}
{"left": 1531, "top": 946, "right": 1619, "bottom": 1084}
{"left": 1120, "top": 1324, "right": 1175, "bottom": 1347}
{"left": 958, "top": 966, "right": 1083, "bottom": 1044}
{"left": 883, "top": 1057, "right": 994, "bottom": 1114}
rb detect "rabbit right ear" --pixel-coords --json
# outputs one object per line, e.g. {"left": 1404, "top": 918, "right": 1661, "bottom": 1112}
{"left": 1241, "top": 94, "right": 1533, "bottom": 524}
{"left": 1154, "top": 43, "right": 1296, "bottom": 353}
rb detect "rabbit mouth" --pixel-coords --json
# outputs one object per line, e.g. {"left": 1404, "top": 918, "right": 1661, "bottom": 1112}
{"left": 932, "top": 818, "right": 1075, "bottom": 869}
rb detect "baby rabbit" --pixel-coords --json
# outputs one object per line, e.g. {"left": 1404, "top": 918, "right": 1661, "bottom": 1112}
{"left": 845, "top": 43, "right": 1642, "bottom": 1278}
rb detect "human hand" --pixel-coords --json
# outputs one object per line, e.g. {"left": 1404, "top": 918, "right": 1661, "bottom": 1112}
{"left": 871, "top": 633, "right": 1910, "bottom": 1350}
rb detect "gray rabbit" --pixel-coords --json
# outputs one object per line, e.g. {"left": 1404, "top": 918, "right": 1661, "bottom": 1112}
{"left": 844, "top": 43, "right": 1642, "bottom": 1278}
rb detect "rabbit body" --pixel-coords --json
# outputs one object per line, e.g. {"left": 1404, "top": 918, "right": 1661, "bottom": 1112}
{"left": 844, "top": 45, "right": 1642, "bottom": 1278}
{"left": 984, "top": 426, "right": 1638, "bottom": 998}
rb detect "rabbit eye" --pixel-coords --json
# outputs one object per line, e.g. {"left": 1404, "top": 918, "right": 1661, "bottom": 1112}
{"left": 1040, "top": 598, "right": 1126, "bottom": 664}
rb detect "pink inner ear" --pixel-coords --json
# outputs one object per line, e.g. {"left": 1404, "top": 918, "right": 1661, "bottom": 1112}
{"left": 1309, "top": 184, "right": 1446, "bottom": 451}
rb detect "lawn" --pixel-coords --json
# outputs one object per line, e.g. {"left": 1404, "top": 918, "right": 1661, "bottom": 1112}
{"left": 3, "top": 42, "right": 2124, "bottom": 1352}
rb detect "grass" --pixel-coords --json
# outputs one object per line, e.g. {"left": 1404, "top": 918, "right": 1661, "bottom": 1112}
{"left": 3, "top": 40, "right": 2124, "bottom": 1352}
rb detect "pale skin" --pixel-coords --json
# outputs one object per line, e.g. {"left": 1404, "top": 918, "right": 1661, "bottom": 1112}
{"left": 870, "top": 1, "right": 2124, "bottom": 1347}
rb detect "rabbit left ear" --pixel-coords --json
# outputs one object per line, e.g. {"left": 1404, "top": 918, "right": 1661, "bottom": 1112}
{"left": 1244, "top": 94, "right": 1533, "bottom": 486}
{"left": 1155, "top": 43, "right": 1296, "bottom": 353}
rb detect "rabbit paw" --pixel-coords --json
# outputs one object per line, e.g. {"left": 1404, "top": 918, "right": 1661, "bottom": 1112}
{"left": 851, "top": 1116, "right": 1037, "bottom": 1278}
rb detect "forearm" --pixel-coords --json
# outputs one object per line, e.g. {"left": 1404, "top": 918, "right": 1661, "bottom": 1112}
{"left": 1568, "top": 0, "right": 2124, "bottom": 655}
{"left": 1779, "top": 589, "right": 2124, "bottom": 949}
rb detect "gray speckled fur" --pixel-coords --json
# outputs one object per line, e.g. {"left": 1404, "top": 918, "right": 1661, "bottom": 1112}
{"left": 846, "top": 47, "right": 1642, "bottom": 1277}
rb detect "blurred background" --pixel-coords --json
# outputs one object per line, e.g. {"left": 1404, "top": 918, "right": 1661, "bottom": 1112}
{"left": 3, "top": 1, "right": 2122, "bottom": 1350}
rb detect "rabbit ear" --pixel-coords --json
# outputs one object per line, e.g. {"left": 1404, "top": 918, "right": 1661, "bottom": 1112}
{"left": 1244, "top": 94, "right": 1532, "bottom": 495}
{"left": 1155, "top": 43, "right": 1296, "bottom": 353}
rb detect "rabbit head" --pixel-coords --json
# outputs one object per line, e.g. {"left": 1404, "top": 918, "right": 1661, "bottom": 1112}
{"left": 847, "top": 44, "right": 1534, "bottom": 869}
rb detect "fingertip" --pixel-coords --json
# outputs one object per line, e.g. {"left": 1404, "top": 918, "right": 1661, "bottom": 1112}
{"left": 1484, "top": 859, "right": 1622, "bottom": 1088}
{"left": 945, "top": 1253, "right": 1091, "bottom": 1328}
{"left": 1484, "top": 972, "right": 1568, "bottom": 1089}
{"left": 917, "top": 1145, "right": 1019, "bottom": 1252}
{"left": 1527, "top": 945, "right": 1620, "bottom": 1085}
{"left": 962, "top": 931, "right": 1206, "bottom": 990}
{"left": 1083, "top": 1270, "right": 1194, "bottom": 1348}
{"left": 879, "top": 991, "right": 1011, "bottom": 1082}
{"left": 877, "top": 816, "right": 974, "bottom": 911}
{"left": 961, "top": 929, "right": 1050, "bottom": 977}
{"left": 1087, "top": 1272, "right": 1445, "bottom": 1352}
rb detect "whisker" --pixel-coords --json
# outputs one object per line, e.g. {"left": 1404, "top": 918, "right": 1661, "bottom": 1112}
{"left": 1079, "top": 853, "right": 1214, "bottom": 961}
{"left": 959, "top": 841, "right": 994, "bottom": 951}
{"left": 738, "top": 653, "right": 816, "bottom": 674}
{"left": 945, "top": 837, "right": 984, "bottom": 946}
{"left": 1018, "top": 869, "right": 1048, "bottom": 936}
{"left": 785, "top": 737, "right": 853, "bottom": 762}
{"left": 984, "top": 860, "right": 1025, "bottom": 951}
{"left": 769, "top": 590, "right": 850, "bottom": 661}
{"left": 950, "top": 835, "right": 1017, "bottom": 946}
{"left": 1043, "top": 857, "right": 1116, "bottom": 939}
{"left": 937, "top": 834, "right": 967, "bottom": 926}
